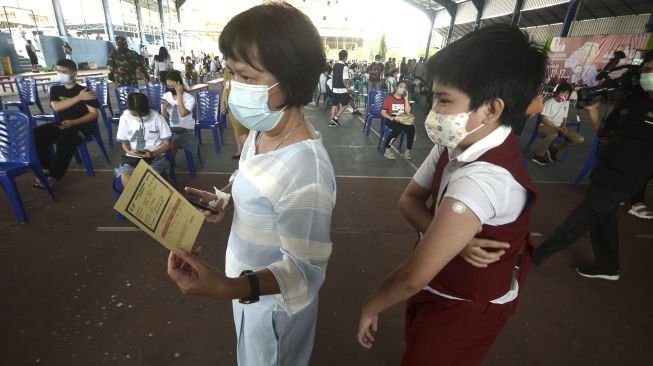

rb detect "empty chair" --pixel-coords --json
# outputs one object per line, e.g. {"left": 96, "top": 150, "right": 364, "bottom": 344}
{"left": 363, "top": 90, "right": 387, "bottom": 136}
{"left": 3, "top": 76, "right": 46, "bottom": 115}
{"left": 146, "top": 82, "right": 167, "bottom": 113}
{"left": 195, "top": 90, "right": 223, "bottom": 154}
{"left": 86, "top": 78, "right": 116, "bottom": 147}
{"left": 0, "top": 111, "right": 55, "bottom": 223}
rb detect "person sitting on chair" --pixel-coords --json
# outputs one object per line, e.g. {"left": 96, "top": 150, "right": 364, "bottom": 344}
{"left": 114, "top": 93, "right": 172, "bottom": 188}
{"left": 33, "top": 59, "right": 99, "bottom": 190}
{"left": 161, "top": 70, "right": 197, "bottom": 160}
{"left": 531, "top": 82, "right": 584, "bottom": 165}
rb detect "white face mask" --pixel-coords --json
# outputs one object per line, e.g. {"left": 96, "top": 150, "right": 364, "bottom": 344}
{"left": 228, "top": 80, "right": 286, "bottom": 131}
{"left": 640, "top": 72, "right": 653, "bottom": 92}
{"left": 396, "top": 87, "right": 406, "bottom": 96}
{"left": 57, "top": 73, "right": 71, "bottom": 84}
{"left": 424, "top": 109, "right": 484, "bottom": 148}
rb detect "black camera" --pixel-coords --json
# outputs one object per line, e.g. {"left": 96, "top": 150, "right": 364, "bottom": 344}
{"left": 575, "top": 51, "right": 642, "bottom": 109}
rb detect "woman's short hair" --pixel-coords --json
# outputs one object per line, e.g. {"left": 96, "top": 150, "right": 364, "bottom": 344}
{"left": 218, "top": 2, "right": 325, "bottom": 108}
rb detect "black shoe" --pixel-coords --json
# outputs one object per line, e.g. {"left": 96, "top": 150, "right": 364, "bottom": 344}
{"left": 353, "top": 110, "right": 363, "bottom": 116}
{"left": 531, "top": 154, "right": 549, "bottom": 165}
{"left": 329, "top": 118, "right": 341, "bottom": 127}
{"left": 547, "top": 147, "right": 559, "bottom": 162}
{"left": 576, "top": 266, "right": 620, "bottom": 281}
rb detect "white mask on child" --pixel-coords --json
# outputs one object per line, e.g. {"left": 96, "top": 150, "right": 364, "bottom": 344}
{"left": 424, "top": 110, "right": 484, "bottom": 149}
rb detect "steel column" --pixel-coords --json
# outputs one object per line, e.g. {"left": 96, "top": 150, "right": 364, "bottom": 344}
{"left": 134, "top": 0, "right": 147, "bottom": 44}
{"left": 560, "top": 0, "right": 582, "bottom": 37}
{"left": 511, "top": 0, "right": 524, "bottom": 26}
{"left": 158, "top": 0, "right": 167, "bottom": 46}
{"left": 51, "top": 0, "right": 66, "bottom": 37}
{"left": 101, "top": 0, "right": 115, "bottom": 41}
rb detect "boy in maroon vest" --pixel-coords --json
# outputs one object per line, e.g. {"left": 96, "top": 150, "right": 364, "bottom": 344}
{"left": 357, "top": 24, "right": 547, "bottom": 365}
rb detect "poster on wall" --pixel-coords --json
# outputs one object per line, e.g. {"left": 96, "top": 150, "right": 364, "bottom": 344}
{"left": 546, "top": 33, "right": 652, "bottom": 87}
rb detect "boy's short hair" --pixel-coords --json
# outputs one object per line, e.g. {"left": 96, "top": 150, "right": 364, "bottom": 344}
{"left": 219, "top": 2, "right": 325, "bottom": 108}
{"left": 425, "top": 24, "right": 547, "bottom": 134}
{"left": 56, "top": 59, "right": 77, "bottom": 73}
{"left": 338, "top": 50, "right": 348, "bottom": 61}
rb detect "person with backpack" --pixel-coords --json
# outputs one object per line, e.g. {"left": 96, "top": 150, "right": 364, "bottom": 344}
{"left": 368, "top": 54, "right": 385, "bottom": 91}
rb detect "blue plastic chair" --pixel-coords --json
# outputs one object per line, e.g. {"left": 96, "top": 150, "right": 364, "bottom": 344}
{"left": 0, "top": 111, "right": 55, "bottom": 223}
{"left": 69, "top": 120, "right": 112, "bottom": 176}
{"left": 3, "top": 76, "right": 46, "bottom": 115}
{"left": 146, "top": 82, "right": 166, "bottom": 113}
{"left": 525, "top": 113, "right": 581, "bottom": 163}
{"left": 115, "top": 86, "right": 140, "bottom": 115}
{"left": 378, "top": 125, "right": 406, "bottom": 154}
{"left": 573, "top": 135, "right": 601, "bottom": 187}
{"left": 86, "top": 78, "right": 117, "bottom": 147}
{"left": 364, "top": 90, "right": 387, "bottom": 136}
{"left": 195, "top": 91, "right": 222, "bottom": 154}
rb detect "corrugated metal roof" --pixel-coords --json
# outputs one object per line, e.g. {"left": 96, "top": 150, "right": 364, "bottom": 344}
{"left": 570, "top": 14, "right": 650, "bottom": 36}
{"left": 522, "top": 0, "right": 569, "bottom": 12}
{"left": 482, "top": 0, "right": 517, "bottom": 19}
{"left": 522, "top": 23, "right": 564, "bottom": 44}
{"left": 455, "top": 1, "right": 479, "bottom": 24}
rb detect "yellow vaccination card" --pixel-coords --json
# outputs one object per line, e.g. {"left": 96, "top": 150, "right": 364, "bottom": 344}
{"left": 114, "top": 160, "right": 203, "bottom": 253}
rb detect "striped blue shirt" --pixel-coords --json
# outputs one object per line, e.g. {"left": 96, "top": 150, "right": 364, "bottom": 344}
{"left": 225, "top": 128, "right": 336, "bottom": 315}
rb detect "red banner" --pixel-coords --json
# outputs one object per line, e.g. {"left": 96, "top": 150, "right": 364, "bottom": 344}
{"left": 546, "top": 33, "right": 651, "bottom": 87}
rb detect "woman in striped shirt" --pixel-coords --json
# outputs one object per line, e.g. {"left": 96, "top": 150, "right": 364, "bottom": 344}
{"left": 166, "top": 3, "right": 335, "bottom": 366}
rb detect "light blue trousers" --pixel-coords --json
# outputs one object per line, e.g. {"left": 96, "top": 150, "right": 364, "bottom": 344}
{"left": 232, "top": 298, "right": 318, "bottom": 366}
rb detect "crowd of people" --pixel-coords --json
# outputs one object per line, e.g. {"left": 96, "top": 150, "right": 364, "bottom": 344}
{"left": 12, "top": 2, "right": 652, "bottom": 366}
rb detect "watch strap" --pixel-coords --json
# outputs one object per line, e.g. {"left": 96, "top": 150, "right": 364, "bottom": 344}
{"left": 239, "top": 270, "right": 260, "bottom": 304}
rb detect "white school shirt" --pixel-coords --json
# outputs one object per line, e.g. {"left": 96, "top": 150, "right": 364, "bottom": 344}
{"left": 116, "top": 110, "right": 172, "bottom": 151}
{"left": 225, "top": 127, "right": 337, "bottom": 315}
{"left": 413, "top": 125, "right": 528, "bottom": 304}
{"left": 162, "top": 91, "right": 196, "bottom": 130}
{"left": 541, "top": 97, "right": 570, "bottom": 127}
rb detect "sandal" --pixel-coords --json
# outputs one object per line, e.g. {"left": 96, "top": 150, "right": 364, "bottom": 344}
{"left": 33, "top": 177, "right": 57, "bottom": 191}
{"left": 628, "top": 203, "right": 653, "bottom": 219}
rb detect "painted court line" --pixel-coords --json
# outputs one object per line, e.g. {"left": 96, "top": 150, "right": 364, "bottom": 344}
{"left": 96, "top": 227, "right": 141, "bottom": 232}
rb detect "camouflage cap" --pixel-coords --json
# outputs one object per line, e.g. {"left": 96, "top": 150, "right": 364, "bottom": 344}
{"left": 115, "top": 36, "right": 127, "bottom": 44}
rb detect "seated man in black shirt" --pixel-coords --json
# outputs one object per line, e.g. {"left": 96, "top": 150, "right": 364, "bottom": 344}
{"left": 33, "top": 59, "right": 99, "bottom": 189}
{"left": 533, "top": 50, "right": 653, "bottom": 280}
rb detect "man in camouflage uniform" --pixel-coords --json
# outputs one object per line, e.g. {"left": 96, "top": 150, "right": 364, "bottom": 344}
{"left": 107, "top": 36, "right": 149, "bottom": 87}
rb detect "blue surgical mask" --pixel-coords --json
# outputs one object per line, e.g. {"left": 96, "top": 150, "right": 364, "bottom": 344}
{"left": 228, "top": 81, "right": 286, "bottom": 131}
{"left": 57, "top": 73, "right": 71, "bottom": 84}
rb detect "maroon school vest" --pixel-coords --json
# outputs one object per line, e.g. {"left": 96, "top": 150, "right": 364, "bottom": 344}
{"left": 428, "top": 132, "right": 537, "bottom": 303}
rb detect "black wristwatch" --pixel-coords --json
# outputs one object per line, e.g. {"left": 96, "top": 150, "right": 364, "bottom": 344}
{"left": 239, "top": 270, "right": 260, "bottom": 304}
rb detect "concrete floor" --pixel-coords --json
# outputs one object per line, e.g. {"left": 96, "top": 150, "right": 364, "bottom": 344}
{"left": 1, "top": 87, "right": 652, "bottom": 365}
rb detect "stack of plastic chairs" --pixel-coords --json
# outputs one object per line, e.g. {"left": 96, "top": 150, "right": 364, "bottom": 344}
{"left": 363, "top": 90, "right": 387, "bottom": 136}
{"left": 0, "top": 111, "right": 55, "bottom": 223}
{"left": 195, "top": 90, "right": 222, "bottom": 154}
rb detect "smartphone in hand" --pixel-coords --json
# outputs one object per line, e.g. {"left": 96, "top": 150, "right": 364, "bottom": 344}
{"left": 186, "top": 195, "right": 220, "bottom": 214}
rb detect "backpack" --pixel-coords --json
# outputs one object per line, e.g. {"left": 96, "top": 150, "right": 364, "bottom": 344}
{"left": 368, "top": 62, "right": 383, "bottom": 81}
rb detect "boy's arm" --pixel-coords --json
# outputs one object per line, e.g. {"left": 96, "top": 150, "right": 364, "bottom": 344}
{"left": 398, "top": 180, "right": 432, "bottom": 233}
{"left": 359, "top": 197, "right": 480, "bottom": 346}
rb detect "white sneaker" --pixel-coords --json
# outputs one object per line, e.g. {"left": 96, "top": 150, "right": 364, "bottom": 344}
{"left": 628, "top": 204, "right": 653, "bottom": 219}
{"left": 384, "top": 150, "right": 396, "bottom": 160}
{"left": 404, "top": 151, "right": 412, "bottom": 160}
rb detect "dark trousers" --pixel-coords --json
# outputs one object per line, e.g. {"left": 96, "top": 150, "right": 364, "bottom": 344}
{"left": 533, "top": 183, "right": 630, "bottom": 271}
{"left": 33, "top": 123, "right": 94, "bottom": 180}
{"left": 630, "top": 174, "right": 652, "bottom": 204}
{"left": 386, "top": 120, "right": 415, "bottom": 149}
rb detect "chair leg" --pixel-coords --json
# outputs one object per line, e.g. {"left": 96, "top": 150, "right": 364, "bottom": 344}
{"left": 211, "top": 126, "right": 221, "bottom": 154}
{"left": 573, "top": 138, "right": 600, "bottom": 188}
{"left": 196, "top": 143, "right": 204, "bottom": 168}
{"left": 78, "top": 144, "right": 94, "bottom": 176}
{"left": 94, "top": 132, "right": 112, "bottom": 164}
{"left": 103, "top": 118, "right": 114, "bottom": 148}
{"left": 113, "top": 176, "right": 125, "bottom": 222}
{"left": 0, "top": 175, "right": 27, "bottom": 223}
{"left": 184, "top": 150, "right": 197, "bottom": 180}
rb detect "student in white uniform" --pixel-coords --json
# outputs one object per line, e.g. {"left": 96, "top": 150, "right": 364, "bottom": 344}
{"left": 114, "top": 93, "right": 172, "bottom": 187}
{"left": 166, "top": 3, "right": 335, "bottom": 366}
{"left": 161, "top": 70, "right": 198, "bottom": 158}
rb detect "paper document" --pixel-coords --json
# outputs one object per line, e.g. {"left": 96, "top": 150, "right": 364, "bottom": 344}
{"left": 113, "top": 160, "right": 204, "bottom": 253}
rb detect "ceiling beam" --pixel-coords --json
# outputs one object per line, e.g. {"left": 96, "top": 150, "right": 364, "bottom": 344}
{"left": 435, "top": 0, "right": 457, "bottom": 15}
